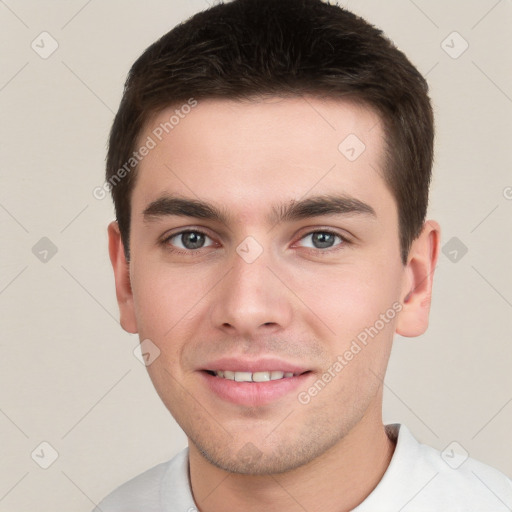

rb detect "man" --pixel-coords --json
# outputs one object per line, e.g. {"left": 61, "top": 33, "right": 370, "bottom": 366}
{"left": 97, "top": 0, "right": 512, "bottom": 510}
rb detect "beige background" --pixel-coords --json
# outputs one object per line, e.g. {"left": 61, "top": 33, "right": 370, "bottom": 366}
{"left": 1, "top": 0, "right": 511, "bottom": 510}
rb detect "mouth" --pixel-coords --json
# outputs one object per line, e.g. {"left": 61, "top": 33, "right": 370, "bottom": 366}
{"left": 200, "top": 367, "right": 313, "bottom": 406}
{"left": 204, "top": 369, "right": 306, "bottom": 382}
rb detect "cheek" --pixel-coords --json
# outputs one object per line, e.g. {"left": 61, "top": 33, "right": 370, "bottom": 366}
{"left": 291, "top": 258, "right": 403, "bottom": 343}
{"left": 130, "top": 265, "right": 205, "bottom": 342}
{"left": 294, "top": 262, "right": 402, "bottom": 413}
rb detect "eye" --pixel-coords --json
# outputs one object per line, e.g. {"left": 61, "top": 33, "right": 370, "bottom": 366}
{"left": 297, "top": 231, "right": 345, "bottom": 250}
{"left": 166, "top": 230, "right": 216, "bottom": 251}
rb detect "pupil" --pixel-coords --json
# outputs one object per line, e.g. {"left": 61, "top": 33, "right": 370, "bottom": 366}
{"left": 312, "top": 232, "right": 334, "bottom": 249}
{"left": 182, "top": 232, "right": 205, "bottom": 249}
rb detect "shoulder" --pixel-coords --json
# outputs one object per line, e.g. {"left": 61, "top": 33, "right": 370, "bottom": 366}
{"left": 359, "top": 424, "right": 512, "bottom": 512}
{"left": 413, "top": 433, "right": 512, "bottom": 510}
{"left": 92, "top": 448, "right": 189, "bottom": 512}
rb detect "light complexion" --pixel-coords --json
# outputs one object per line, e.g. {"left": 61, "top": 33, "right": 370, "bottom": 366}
{"left": 109, "top": 96, "right": 440, "bottom": 512}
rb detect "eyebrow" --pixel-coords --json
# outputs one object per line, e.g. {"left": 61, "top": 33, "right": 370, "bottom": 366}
{"left": 273, "top": 195, "right": 376, "bottom": 223}
{"left": 142, "top": 194, "right": 376, "bottom": 225}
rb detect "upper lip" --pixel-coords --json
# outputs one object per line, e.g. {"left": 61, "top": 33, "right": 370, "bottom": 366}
{"left": 201, "top": 357, "right": 309, "bottom": 374}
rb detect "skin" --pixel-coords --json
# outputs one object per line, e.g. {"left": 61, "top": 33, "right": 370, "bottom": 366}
{"left": 108, "top": 96, "right": 440, "bottom": 512}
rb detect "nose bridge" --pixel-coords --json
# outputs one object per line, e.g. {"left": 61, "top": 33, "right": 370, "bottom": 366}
{"left": 210, "top": 239, "right": 291, "bottom": 334}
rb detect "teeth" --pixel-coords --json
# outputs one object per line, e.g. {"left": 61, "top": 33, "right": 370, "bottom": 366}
{"left": 234, "top": 371, "right": 252, "bottom": 382}
{"left": 213, "top": 370, "right": 297, "bottom": 381}
{"left": 252, "top": 371, "right": 270, "bottom": 382}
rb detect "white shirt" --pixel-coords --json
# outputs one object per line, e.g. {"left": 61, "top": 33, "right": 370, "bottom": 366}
{"left": 94, "top": 424, "right": 512, "bottom": 511}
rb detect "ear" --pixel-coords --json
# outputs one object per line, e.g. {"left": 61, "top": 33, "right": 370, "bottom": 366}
{"left": 396, "top": 220, "right": 440, "bottom": 337}
{"left": 108, "top": 221, "right": 138, "bottom": 334}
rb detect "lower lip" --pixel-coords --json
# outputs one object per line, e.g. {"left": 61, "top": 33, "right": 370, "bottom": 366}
{"left": 200, "top": 371, "right": 312, "bottom": 406}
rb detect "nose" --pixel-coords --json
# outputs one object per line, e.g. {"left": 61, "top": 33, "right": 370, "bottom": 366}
{"left": 210, "top": 244, "right": 293, "bottom": 337}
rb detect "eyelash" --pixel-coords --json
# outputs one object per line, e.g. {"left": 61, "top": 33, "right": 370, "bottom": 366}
{"left": 297, "top": 230, "right": 349, "bottom": 254}
{"left": 160, "top": 228, "right": 350, "bottom": 256}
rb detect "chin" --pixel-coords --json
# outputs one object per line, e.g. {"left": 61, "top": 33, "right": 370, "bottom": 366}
{"left": 190, "top": 427, "right": 342, "bottom": 476}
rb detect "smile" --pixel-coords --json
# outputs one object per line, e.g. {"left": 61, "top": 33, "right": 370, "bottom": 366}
{"left": 208, "top": 370, "right": 299, "bottom": 382}
{"left": 201, "top": 368, "right": 313, "bottom": 406}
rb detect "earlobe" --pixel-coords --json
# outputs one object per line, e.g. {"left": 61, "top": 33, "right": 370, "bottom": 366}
{"left": 396, "top": 220, "right": 440, "bottom": 337}
{"left": 107, "top": 221, "right": 138, "bottom": 334}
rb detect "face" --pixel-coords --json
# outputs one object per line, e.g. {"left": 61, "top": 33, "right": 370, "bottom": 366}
{"left": 109, "top": 96, "right": 435, "bottom": 475}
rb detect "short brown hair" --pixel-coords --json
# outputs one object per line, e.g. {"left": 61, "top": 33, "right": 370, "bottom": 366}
{"left": 106, "top": 0, "right": 434, "bottom": 263}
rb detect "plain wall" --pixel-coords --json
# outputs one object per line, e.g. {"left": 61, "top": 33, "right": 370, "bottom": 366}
{"left": 0, "top": 1, "right": 511, "bottom": 510}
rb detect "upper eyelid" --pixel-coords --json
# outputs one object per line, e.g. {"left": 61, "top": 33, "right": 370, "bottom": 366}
{"left": 162, "top": 230, "right": 217, "bottom": 254}
{"left": 163, "top": 226, "right": 347, "bottom": 239}
{"left": 161, "top": 227, "right": 214, "bottom": 242}
{"left": 162, "top": 227, "right": 349, "bottom": 250}
{"left": 295, "top": 227, "right": 351, "bottom": 242}
{"left": 295, "top": 230, "right": 347, "bottom": 248}
{"left": 299, "top": 230, "right": 344, "bottom": 240}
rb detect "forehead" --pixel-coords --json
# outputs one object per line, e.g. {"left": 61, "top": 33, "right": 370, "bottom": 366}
{"left": 131, "top": 96, "right": 394, "bottom": 223}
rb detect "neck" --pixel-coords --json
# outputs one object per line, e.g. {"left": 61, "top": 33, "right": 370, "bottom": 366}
{"left": 188, "top": 408, "right": 396, "bottom": 512}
